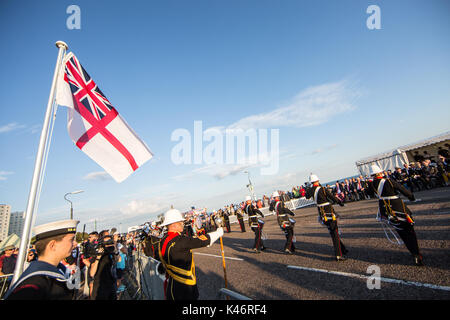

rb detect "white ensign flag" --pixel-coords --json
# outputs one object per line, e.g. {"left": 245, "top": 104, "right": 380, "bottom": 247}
{"left": 56, "top": 52, "right": 153, "bottom": 182}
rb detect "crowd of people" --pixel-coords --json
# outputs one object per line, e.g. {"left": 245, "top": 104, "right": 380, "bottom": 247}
{"left": 0, "top": 226, "right": 139, "bottom": 300}
{"left": 1, "top": 146, "right": 449, "bottom": 300}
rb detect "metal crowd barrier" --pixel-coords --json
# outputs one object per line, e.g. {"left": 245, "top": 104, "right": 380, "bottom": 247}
{"left": 129, "top": 253, "right": 254, "bottom": 300}
{"left": 219, "top": 288, "right": 252, "bottom": 300}
{"left": 285, "top": 197, "right": 315, "bottom": 211}
{"left": 228, "top": 197, "right": 314, "bottom": 224}
{"left": 129, "top": 252, "right": 165, "bottom": 300}
{"left": 0, "top": 274, "right": 13, "bottom": 299}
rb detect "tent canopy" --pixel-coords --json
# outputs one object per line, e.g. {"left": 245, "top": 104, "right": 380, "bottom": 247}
{"left": 355, "top": 131, "right": 450, "bottom": 177}
{"left": 0, "top": 233, "right": 21, "bottom": 252}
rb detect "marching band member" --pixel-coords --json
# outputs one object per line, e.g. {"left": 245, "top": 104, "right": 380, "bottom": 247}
{"left": 306, "top": 174, "right": 348, "bottom": 261}
{"left": 236, "top": 207, "right": 246, "bottom": 232}
{"left": 244, "top": 196, "right": 266, "bottom": 253}
{"left": 367, "top": 164, "right": 424, "bottom": 266}
{"left": 270, "top": 191, "right": 296, "bottom": 254}
{"left": 158, "top": 209, "right": 223, "bottom": 300}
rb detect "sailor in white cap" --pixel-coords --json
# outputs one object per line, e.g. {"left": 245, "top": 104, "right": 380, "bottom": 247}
{"left": 270, "top": 191, "right": 297, "bottom": 254}
{"left": 5, "top": 219, "right": 79, "bottom": 300}
{"left": 305, "top": 174, "right": 348, "bottom": 261}
{"left": 157, "top": 209, "right": 223, "bottom": 300}
{"left": 244, "top": 195, "right": 266, "bottom": 253}
{"left": 367, "top": 164, "right": 424, "bottom": 266}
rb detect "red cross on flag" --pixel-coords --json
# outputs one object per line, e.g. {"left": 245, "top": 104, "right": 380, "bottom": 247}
{"left": 56, "top": 52, "right": 153, "bottom": 183}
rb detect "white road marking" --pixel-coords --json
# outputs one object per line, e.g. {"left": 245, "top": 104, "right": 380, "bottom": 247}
{"left": 287, "top": 265, "right": 450, "bottom": 291}
{"left": 194, "top": 252, "right": 244, "bottom": 261}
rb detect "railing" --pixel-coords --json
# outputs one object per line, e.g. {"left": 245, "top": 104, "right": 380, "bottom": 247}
{"left": 218, "top": 288, "right": 252, "bottom": 300}
{"left": 0, "top": 274, "right": 13, "bottom": 299}
{"left": 128, "top": 252, "right": 254, "bottom": 300}
{"left": 128, "top": 252, "right": 165, "bottom": 300}
{"left": 228, "top": 197, "right": 314, "bottom": 224}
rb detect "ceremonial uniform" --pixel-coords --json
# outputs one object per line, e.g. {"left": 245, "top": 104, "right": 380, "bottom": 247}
{"left": 4, "top": 219, "right": 79, "bottom": 300}
{"left": 271, "top": 197, "right": 296, "bottom": 254}
{"left": 244, "top": 198, "right": 265, "bottom": 253}
{"left": 306, "top": 175, "right": 348, "bottom": 261}
{"left": 5, "top": 260, "right": 74, "bottom": 300}
{"left": 368, "top": 165, "right": 423, "bottom": 266}
{"left": 236, "top": 208, "right": 246, "bottom": 232}
{"left": 222, "top": 209, "right": 231, "bottom": 233}
{"left": 143, "top": 234, "right": 162, "bottom": 259}
{"left": 157, "top": 209, "right": 223, "bottom": 300}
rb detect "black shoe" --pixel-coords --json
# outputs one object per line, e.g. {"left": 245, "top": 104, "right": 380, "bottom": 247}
{"left": 261, "top": 246, "right": 267, "bottom": 251}
{"left": 336, "top": 256, "right": 347, "bottom": 261}
{"left": 414, "top": 254, "right": 424, "bottom": 266}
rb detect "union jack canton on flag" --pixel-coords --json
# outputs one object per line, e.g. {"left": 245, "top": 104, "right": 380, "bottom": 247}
{"left": 56, "top": 52, "right": 153, "bottom": 183}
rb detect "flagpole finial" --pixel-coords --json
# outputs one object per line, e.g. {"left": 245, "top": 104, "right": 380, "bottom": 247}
{"left": 55, "top": 41, "right": 68, "bottom": 50}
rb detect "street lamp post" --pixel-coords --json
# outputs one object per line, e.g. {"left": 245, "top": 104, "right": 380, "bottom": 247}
{"left": 64, "top": 190, "right": 84, "bottom": 220}
{"left": 243, "top": 171, "right": 255, "bottom": 201}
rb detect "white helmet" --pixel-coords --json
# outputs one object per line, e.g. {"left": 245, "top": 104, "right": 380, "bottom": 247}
{"left": 272, "top": 191, "right": 280, "bottom": 197}
{"left": 160, "top": 209, "right": 184, "bottom": 227}
{"left": 245, "top": 195, "right": 252, "bottom": 201}
{"left": 369, "top": 164, "right": 383, "bottom": 176}
{"left": 309, "top": 174, "right": 319, "bottom": 183}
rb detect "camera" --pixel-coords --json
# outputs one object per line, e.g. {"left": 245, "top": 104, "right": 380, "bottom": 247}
{"left": 135, "top": 229, "right": 148, "bottom": 242}
{"left": 82, "top": 241, "right": 98, "bottom": 259}
{"left": 95, "top": 235, "right": 116, "bottom": 255}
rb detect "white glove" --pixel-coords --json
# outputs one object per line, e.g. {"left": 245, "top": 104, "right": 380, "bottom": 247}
{"left": 207, "top": 227, "right": 224, "bottom": 247}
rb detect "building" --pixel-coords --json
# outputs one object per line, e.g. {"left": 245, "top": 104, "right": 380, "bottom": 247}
{"left": 8, "top": 211, "right": 25, "bottom": 238}
{"left": 0, "top": 204, "right": 11, "bottom": 242}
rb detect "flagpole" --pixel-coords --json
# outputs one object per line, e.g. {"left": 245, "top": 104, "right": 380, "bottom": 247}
{"left": 11, "top": 41, "right": 68, "bottom": 285}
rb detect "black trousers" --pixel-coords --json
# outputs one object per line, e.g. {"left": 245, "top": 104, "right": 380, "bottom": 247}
{"left": 323, "top": 219, "right": 346, "bottom": 257}
{"left": 224, "top": 218, "right": 231, "bottom": 233}
{"left": 237, "top": 216, "right": 246, "bottom": 232}
{"left": 392, "top": 221, "right": 420, "bottom": 256}
{"left": 251, "top": 222, "right": 264, "bottom": 250}
{"left": 281, "top": 226, "right": 295, "bottom": 251}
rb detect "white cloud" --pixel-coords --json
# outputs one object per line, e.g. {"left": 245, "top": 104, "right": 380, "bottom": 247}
{"left": 120, "top": 192, "right": 182, "bottom": 217}
{"left": 0, "top": 171, "right": 14, "bottom": 180}
{"left": 308, "top": 144, "right": 338, "bottom": 155}
{"left": 228, "top": 79, "right": 361, "bottom": 130}
{"left": 171, "top": 79, "right": 359, "bottom": 181}
{"left": 83, "top": 171, "right": 112, "bottom": 181}
{"left": 121, "top": 199, "right": 168, "bottom": 216}
{"left": 0, "top": 122, "right": 26, "bottom": 133}
{"left": 28, "top": 124, "right": 42, "bottom": 134}
{"left": 171, "top": 151, "right": 275, "bottom": 181}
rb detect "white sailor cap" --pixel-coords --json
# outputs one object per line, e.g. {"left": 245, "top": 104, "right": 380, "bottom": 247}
{"left": 33, "top": 219, "right": 79, "bottom": 242}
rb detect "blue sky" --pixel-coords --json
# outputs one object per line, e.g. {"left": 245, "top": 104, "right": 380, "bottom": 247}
{"left": 1, "top": 0, "right": 449, "bottom": 233}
